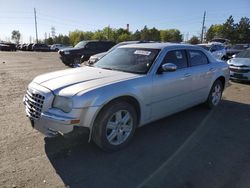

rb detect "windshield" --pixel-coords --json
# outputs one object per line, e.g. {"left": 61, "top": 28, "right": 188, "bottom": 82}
{"left": 74, "top": 41, "right": 88, "bottom": 48}
{"left": 94, "top": 47, "right": 160, "bottom": 74}
{"left": 235, "top": 49, "right": 250, "bottom": 58}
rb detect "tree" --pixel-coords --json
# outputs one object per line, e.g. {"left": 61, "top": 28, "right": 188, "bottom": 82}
{"left": 236, "top": 17, "right": 250, "bottom": 43}
{"left": 160, "top": 29, "right": 182, "bottom": 42}
{"left": 131, "top": 30, "right": 141, "bottom": 40}
{"left": 117, "top": 33, "right": 131, "bottom": 42}
{"left": 206, "top": 24, "right": 224, "bottom": 42}
{"left": 222, "top": 15, "right": 236, "bottom": 43}
{"left": 92, "top": 30, "right": 106, "bottom": 40}
{"left": 11, "top": 30, "right": 21, "bottom": 44}
{"left": 188, "top": 36, "right": 200, "bottom": 44}
{"left": 140, "top": 26, "right": 150, "bottom": 40}
{"left": 148, "top": 27, "right": 160, "bottom": 41}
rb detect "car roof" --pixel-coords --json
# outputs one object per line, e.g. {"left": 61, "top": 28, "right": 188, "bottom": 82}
{"left": 120, "top": 42, "right": 195, "bottom": 50}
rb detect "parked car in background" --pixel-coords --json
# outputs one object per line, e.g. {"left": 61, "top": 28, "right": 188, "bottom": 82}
{"left": 24, "top": 43, "right": 229, "bottom": 151}
{"left": 227, "top": 48, "right": 250, "bottom": 81}
{"left": 26, "top": 43, "right": 34, "bottom": 51}
{"left": 50, "top": 44, "right": 72, "bottom": 51}
{"left": 87, "top": 41, "right": 153, "bottom": 64}
{"left": 32, "top": 43, "right": 50, "bottom": 52}
{"left": 0, "top": 42, "right": 16, "bottom": 51}
{"left": 20, "top": 44, "right": 28, "bottom": 51}
{"left": 226, "top": 44, "right": 250, "bottom": 59}
{"left": 198, "top": 42, "right": 227, "bottom": 60}
{"left": 58, "top": 40, "right": 115, "bottom": 67}
{"left": 210, "top": 38, "right": 230, "bottom": 45}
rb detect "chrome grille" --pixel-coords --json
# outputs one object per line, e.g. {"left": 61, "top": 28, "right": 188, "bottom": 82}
{"left": 24, "top": 89, "right": 45, "bottom": 120}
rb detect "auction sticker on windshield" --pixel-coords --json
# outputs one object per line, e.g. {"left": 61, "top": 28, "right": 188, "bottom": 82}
{"left": 134, "top": 50, "right": 151, "bottom": 56}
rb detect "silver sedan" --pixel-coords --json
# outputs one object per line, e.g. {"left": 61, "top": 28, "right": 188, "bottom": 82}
{"left": 24, "top": 43, "right": 229, "bottom": 151}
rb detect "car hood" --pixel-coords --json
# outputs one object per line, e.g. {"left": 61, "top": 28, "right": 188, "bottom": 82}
{"left": 227, "top": 58, "right": 250, "bottom": 67}
{"left": 33, "top": 66, "right": 141, "bottom": 96}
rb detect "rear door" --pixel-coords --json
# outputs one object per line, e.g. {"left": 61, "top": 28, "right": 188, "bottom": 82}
{"left": 186, "top": 50, "right": 215, "bottom": 103}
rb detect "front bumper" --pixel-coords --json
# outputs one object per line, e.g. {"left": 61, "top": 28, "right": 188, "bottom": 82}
{"left": 229, "top": 67, "right": 250, "bottom": 81}
{"left": 28, "top": 111, "right": 80, "bottom": 137}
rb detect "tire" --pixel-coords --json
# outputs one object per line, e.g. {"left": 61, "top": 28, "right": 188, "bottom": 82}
{"left": 206, "top": 80, "right": 223, "bottom": 109}
{"left": 93, "top": 100, "right": 137, "bottom": 151}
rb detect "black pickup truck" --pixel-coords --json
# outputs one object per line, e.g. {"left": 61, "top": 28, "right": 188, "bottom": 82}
{"left": 58, "top": 40, "right": 115, "bottom": 67}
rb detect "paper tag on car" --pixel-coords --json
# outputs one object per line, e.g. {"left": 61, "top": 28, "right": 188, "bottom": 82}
{"left": 134, "top": 50, "right": 151, "bottom": 56}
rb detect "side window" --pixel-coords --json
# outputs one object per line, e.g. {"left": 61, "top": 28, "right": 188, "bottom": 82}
{"left": 188, "top": 50, "right": 208, "bottom": 66}
{"left": 163, "top": 50, "right": 187, "bottom": 69}
{"left": 97, "top": 42, "right": 106, "bottom": 50}
{"left": 86, "top": 42, "right": 97, "bottom": 50}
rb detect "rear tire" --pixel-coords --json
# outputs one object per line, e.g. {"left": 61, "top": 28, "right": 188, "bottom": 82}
{"left": 93, "top": 100, "right": 137, "bottom": 151}
{"left": 206, "top": 80, "right": 223, "bottom": 109}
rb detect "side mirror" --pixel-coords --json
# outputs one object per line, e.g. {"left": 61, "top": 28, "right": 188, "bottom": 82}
{"left": 159, "top": 63, "right": 177, "bottom": 73}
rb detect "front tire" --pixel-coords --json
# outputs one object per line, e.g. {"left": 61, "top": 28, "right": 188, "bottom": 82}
{"left": 206, "top": 80, "right": 223, "bottom": 109}
{"left": 93, "top": 100, "right": 137, "bottom": 151}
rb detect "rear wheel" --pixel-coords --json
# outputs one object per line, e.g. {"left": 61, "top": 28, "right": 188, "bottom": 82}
{"left": 93, "top": 100, "right": 137, "bottom": 151}
{"left": 206, "top": 80, "right": 223, "bottom": 109}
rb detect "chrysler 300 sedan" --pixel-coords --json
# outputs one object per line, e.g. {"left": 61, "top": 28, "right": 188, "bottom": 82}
{"left": 23, "top": 43, "right": 229, "bottom": 151}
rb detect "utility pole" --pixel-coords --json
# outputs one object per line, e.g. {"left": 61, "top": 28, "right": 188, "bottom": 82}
{"left": 34, "top": 8, "right": 38, "bottom": 43}
{"left": 200, "top": 11, "right": 206, "bottom": 43}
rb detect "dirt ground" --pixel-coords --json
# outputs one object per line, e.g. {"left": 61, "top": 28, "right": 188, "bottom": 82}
{"left": 0, "top": 52, "right": 250, "bottom": 188}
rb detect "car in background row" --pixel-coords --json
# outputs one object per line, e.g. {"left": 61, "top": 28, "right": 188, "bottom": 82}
{"left": 227, "top": 48, "right": 250, "bottom": 81}
{"left": 86, "top": 41, "right": 153, "bottom": 64}
{"left": 0, "top": 42, "right": 16, "bottom": 51}
{"left": 58, "top": 40, "right": 115, "bottom": 67}
{"left": 24, "top": 43, "right": 229, "bottom": 151}
{"left": 50, "top": 44, "right": 72, "bottom": 52}
{"left": 210, "top": 38, "right": 230, "bottom": 45}
{"left": 197, "top": 42, "right": 227, "bottom": 60}
{"left": 32, "top": 43, "right": 50, "bottom": 52}
{"left": 226, "top": 44, "right": 250, "bottom": 58}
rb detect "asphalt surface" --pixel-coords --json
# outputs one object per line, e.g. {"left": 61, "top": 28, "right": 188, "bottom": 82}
{"left": 0, "top": 51, "right": 250, "bottom": 188}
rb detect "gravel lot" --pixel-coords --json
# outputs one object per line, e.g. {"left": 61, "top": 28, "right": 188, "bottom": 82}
{"left": 0, "top": 52, "right": 250, "bottom": 188}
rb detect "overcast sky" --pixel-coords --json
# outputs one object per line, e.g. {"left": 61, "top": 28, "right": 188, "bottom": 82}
{"left": 0, "top": 0, "right": 249, "bottom": 43}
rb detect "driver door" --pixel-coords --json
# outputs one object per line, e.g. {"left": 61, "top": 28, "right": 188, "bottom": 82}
{"left": 151, "top": 49, "right": 193, "bottom": 120}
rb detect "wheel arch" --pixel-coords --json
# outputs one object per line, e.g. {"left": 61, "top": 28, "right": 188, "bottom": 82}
{"left": 96, "top": 95, "right": 141, "bottom": 126}
{"left": 216, "top": 76, "right": 225, "bottom": 90}
{"left": 89, "top": 95, "right": 141, "bottom": 142}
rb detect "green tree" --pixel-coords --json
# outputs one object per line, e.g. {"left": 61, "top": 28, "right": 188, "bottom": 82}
{"left": 236, "top": 17, "right": 250, "bottom": 43}
{"left": 188, "top": 36, "right": 200, "bottom": 44}
{"left": 92, "top": 30, "right": 106, "bottom": 40}
{"left": 206, "top": 24, "right": 224, "bottom": 42}
{"left": 117, "top": 33, "right": 131, "bottom": 42}
{"left": 140, "top": 26, "right": 150, "bottom": 40}
{"left": 222, "top": 15, "right": 237, "bottom": 43}
{"left": 11, "top": 30, "right": 21, "bottom": 44}
{"left": 131, "top": 30, "right": 141, "bottom": 40}
{"left": 148, "top": 27, "right": 160, "bottom": 41}
{"left": 45, "top": 37, "right": 54, "bottom": 45}
{"left": 160, "top": 29, "right": 182, "bottom": 42}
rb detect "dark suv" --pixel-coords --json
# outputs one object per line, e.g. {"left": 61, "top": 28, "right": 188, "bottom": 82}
{"left": 58, "top": 40, "right": 115, "bottom": 67}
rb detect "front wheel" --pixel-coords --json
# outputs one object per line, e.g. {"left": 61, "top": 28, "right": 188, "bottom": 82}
{"left": 93, "top": 101, "right": 137, "bottom": 151}
{"left": 206, "top": 80, "right": 223, "bottom": 109}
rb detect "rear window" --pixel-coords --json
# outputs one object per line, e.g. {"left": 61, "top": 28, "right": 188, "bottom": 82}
{"left": 188, "top": 50, "right": 209, "bottom": 66}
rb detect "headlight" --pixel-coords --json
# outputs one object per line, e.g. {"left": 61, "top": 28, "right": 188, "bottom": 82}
{"left": 53, "top": 96, "right": 73, "bottom": 113}
{"left": 64, "top": 51, "right": 70, "bottom": 55}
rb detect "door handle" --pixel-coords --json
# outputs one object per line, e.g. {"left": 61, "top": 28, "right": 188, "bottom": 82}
{"left": 184, "top": 73, "right": 191, "bottom": 77}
